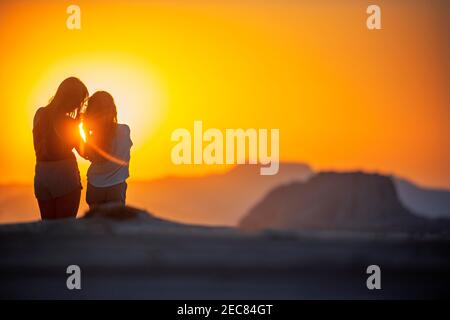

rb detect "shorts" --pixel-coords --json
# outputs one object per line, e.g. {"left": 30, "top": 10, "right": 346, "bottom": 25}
{"left": 34, "top": 158, "right": 82, "bottom": 201}
{"left": 86, "top": 181, "right": 127, "bottom": 208}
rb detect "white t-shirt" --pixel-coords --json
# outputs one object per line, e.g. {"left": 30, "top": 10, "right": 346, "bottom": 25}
{"left": 87, "top": 124, "right": 132, "bottom": 187}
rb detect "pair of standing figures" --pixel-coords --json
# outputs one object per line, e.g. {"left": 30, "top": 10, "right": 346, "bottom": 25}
{"left": 33, "top": 77, "right": 132, "bottom": 220}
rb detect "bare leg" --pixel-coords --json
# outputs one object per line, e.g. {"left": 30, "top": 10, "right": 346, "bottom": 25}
{"left": 37, "top": 198, "right": 57, "bottom": 220}
{"left": 54, "top": 188, "right": 81, "bottom": 219}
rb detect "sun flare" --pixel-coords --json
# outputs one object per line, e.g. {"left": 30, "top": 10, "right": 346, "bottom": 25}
{"left": 78, "top": 122, "right": 87, "bottom": 143}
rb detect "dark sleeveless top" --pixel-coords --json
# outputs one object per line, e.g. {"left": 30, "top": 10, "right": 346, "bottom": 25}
{"left": 33, "top": 107, "right": 78, "bottom": 162}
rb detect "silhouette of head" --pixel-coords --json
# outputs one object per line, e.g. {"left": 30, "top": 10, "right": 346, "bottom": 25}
{"left": 50, "top": 77, "right": 88, "bottom": 117}
{"left": 84, "top": 91, "right": 118, "bottom": 151}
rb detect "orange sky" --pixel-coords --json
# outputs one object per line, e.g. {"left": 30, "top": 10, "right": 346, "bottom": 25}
{"left": 0, "top": 0, "right": 449, "bottom": 188}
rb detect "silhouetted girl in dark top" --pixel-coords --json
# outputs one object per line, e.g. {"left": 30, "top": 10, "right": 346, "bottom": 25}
{"left": 32, "top": 77, "right": 88, "bottom": 220}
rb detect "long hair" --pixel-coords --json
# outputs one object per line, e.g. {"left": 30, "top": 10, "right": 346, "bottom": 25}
{"left": 48, "top": 77, "right": 88, "bottom": 118}
{"left": 84, "top": 91, "right": 118, "bottom": 154}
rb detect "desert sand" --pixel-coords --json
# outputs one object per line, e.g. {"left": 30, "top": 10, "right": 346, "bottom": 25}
{"left": 1, "top": 205, "right": 449, "bottom": 299}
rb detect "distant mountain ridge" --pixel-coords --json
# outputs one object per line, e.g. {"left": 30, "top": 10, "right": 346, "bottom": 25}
{"left": 394, "top": 177, "right": 450, "bottom": 219}
{"left": 240, "top": 172, "right": 450, "bottom": 233}
{"left": 128, "top": 162, "right": 313, "bottom": 225}
{"left": 0, "top": 163, "right": 313, "bottom": 225}
{"left": 1, "top": 163, "right": 449, "bottom": 226}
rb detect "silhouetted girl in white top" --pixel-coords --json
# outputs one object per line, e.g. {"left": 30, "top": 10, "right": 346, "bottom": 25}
{"left": 81, "top": 91, "right": 132, "bottom": 208}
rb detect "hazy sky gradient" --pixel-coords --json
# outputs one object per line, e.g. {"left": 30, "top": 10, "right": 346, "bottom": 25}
{"left": 0, "top": 0, "right": 449, "bottom": 188}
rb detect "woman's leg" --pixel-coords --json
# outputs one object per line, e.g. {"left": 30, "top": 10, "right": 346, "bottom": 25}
{"left": 86, "top": 183, "right": 106, "bottom": 209}
{"left": 54, "top": 188, "right": 81, "bottom": 219}
{"left": 37, "top": 199, "right": 57, "bottom": 220}
{"left": 105, "top": 182, "right": 127, "bottom": 205}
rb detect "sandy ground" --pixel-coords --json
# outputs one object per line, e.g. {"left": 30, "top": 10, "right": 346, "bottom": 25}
{"left": 1, "top": 209, "right": 449, "bottom": 299}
